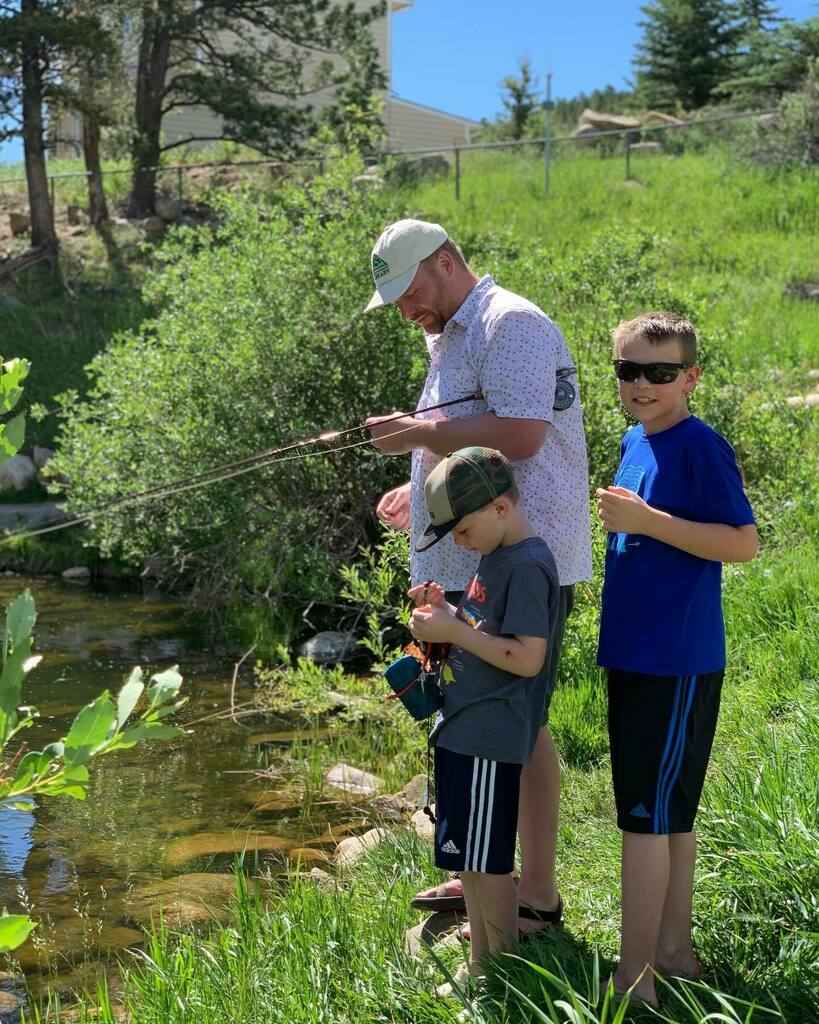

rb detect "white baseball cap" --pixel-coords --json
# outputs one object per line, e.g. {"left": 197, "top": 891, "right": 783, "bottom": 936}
{"left": 364, "top": 219, "right": 448, "bottom": 312}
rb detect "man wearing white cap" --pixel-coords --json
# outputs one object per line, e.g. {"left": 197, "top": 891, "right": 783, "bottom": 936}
{"left": 364, "top": 219, "right": 592, "bottom": 932}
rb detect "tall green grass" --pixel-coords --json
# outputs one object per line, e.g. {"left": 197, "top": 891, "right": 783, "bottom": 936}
{"left": 30, "top": 531, "right": 818, "bottom": 1024}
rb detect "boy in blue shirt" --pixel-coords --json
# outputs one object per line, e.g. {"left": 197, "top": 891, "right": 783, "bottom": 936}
{"left": 596, "top": 312, "right": 758, "bottom": 1006}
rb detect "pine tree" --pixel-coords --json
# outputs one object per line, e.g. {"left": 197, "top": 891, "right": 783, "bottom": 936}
{"left": 126, "top": 1, "right": 387, "bottom": 217}
{"left": 633, "top": 0, "right": 741, "bottom": 110}
{"left": 735, "top": 1, "right": 781, "bottom": 32}
{"left": 499, "top": 56, "right": 540, "bottom": 140}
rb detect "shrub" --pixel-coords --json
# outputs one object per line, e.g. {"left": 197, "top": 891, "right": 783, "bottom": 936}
{"left": 52, "top": 154, "right": 421, "bottom": 638}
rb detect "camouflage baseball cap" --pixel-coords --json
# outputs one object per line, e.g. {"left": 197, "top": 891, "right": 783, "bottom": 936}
{"left": 416, "top": 447, "right": 516, "bottom": 552}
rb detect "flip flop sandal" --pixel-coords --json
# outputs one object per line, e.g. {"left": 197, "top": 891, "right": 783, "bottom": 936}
{"left": 517, "top": 895, "right": 563, "bottom": 939}
{"left": 411, "top": 873, "right": 467, "bottom": 913}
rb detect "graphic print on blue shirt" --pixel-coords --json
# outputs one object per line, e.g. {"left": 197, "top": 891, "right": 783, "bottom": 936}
{"left": 607, "top": 464, "right": 647, "bottom": 555}
{"left": 597, "top": 417, "right": 755, "bottom": 677}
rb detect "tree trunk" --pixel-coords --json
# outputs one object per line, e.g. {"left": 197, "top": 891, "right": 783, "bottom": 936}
{"left": 81, "top": 63, "right": 109, "bottom": 226}
{"left": 127, "top": 3, "right": 172, "bottom": 218}
{"left": 20, "top": 0, "right": 57, "bottom": 259}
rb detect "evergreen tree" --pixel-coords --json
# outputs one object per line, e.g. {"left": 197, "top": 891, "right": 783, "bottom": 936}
{"left": 499, "top": 55, "right": 540, "bottom": 140}
{"left": 0, "top": 0, "right": 112, "bottom": 260}
{"left": 633, "top": 0, "right": 741, "bottom": 110}
{"left": 735, "top": 1, "right": 781, "bottom": 32}
{"left": 720, "top": 13, "right": 819, "bottom": 102}
{"left": 126, "top": 1, "right": 387, "bottom": 217}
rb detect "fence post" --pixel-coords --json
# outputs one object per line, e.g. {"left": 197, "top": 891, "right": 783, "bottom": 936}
{"left": 177, "top": 166, "right": 184, "bottom": 202}
{"left": 49, "top": 176, "right": 55, "bottom": 213}
{"left": 454, "top": 147, "right": 461, "bottom": 201}
{"left": 544, "top": 70, "right": 553, "bottom": 197}
{"left": 625, "top": 130, "right": 638, "bottom": 180}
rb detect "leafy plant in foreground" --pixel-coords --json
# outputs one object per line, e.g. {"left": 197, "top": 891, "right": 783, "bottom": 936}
{"left": 0, "top": 357, "right": 188, "bottom": 956}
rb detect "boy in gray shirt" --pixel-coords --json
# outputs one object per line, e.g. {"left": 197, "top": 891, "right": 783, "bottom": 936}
{"left": 408, "top": 447, "right": 559, "bottom": 990}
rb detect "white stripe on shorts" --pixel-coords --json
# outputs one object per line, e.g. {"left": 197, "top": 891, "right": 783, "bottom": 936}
{"left": 463, "top": 756, "right": 481, "bottom": 870}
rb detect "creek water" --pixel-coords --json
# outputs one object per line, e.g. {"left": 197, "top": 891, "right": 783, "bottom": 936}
{"left": 0, "top": 573, "right": 357, "bottom": 1007}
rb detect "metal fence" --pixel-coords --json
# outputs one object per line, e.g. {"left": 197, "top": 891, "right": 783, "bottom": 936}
{"left": 0, "top": 106, "right": 778, "bottom": 214}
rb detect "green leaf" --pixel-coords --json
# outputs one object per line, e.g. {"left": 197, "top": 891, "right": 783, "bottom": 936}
{"left": 0, "top": 638, "right": 35, "bottom": 716}
{"left": 116, "top": 668, "right": 144, "bottom": 727}
{"left": 147, "top": 666, "right": 182, "bottom": 707}
{"left": 114, "top": 721, "right": 184, "bottom": 749}
{"left": 5, "top": 589, "right": 37, "bottom": 650}
{"left": 63, "top": 695, "right": 117, "bottom": 766}
{"left": 0, "top": 410, "right": 26, "bottom": 456}
{"left": 0, "top": 911, "right": 36, "bottom": 953}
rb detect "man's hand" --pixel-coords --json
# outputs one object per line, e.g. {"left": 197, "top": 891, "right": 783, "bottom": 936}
{"left": 409, "top": 604, "right": 456, "bottom": 643}
{"left": 376, "top": 482, "right": 411, "bottom": 531}
{"left": 365, "top": 412, "right": 425, "bottom": 455}
{"left": 407, "top": 581, "right": 449, "bottom": 609}
{"left": 596, "top": 485, "right": 656, "bottom": 534}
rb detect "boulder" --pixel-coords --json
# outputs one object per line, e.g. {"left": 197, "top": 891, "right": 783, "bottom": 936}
{"left": 785, "top": 390, "right": 819, "bottom": 408}
{"left": 299, "top": 630, "right": 358, "bottom": 664}
{"left": 62, "top": 566, "right": 91, "bottom": 583}
{"left": 403, "top": 910, "right": 464, "bottom": 957}
{"left": 32, "top": 446, "right": 54, "bottom": 469}
{"left": 288, "top": 847, "right": 330, "bottom": 866}
{"left": 374, "top": 774, "right": 428, "bottom": 818}
{"left": 246, "top": 727, "right": 332, "bottom": 746}
{"left": 578, "top": 108, "right": 641, "bottom": 132}
{"left": 0, "top": 454, "right": 37, "bottom": 493}
{"left": 303, "top": 867, "right": 335, "bottom": 889}
{"left": 164, "top": 830, "right": 295, "bottom": 867}
{"left": 334, "top": 826, "right": 389, "bottom": 868}
{"left": 325, "top": 763, "right": 384, "bottom": 796}
{"left": 155, "top": 196, "right": 183, "bottom": 222}
{"left": 9, "top": 212, "right": 30, "bottom": 237}
{"left": 140, "top": 215, "right": 166, "bottom": 233}
{"left": 353, "top": 173, "right": 383, "bottom": 191}
{"left": 785, "top": 282, "right": 819, "bottom": 302}
{"left": 125, "top": 872, "right": 243, "bottom": 927}
{"left": 643, "top": 110, "right": 685, "bottom": 127}
{"left": 410, "top": 807, "right": 435, "bottom": 841}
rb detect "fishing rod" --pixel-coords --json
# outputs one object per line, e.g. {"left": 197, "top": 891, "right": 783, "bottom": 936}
{"left": 2, "top": 391, "right": 484, "bottom": 544}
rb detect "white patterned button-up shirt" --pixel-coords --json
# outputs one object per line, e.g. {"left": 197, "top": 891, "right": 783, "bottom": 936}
{"left": 410, "top": 275, "right": 592, "bottom": 589}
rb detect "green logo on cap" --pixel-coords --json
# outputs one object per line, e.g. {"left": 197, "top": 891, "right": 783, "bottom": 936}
{"left": 372, "top": 253, "right": 390, "bottom": 281}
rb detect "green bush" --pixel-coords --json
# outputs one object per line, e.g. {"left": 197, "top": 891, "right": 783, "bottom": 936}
{"left": 53, "top": 163, "right": 816, "bottom": 645}
{"left": 52, "top": 154, "right": 421, "bottom": 638}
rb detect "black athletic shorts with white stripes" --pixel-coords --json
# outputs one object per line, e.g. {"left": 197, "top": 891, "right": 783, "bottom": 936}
{"left": 608, "top": 668, "right": 724, "bottom": 835}
{"left": 433, "top": 745, "right": 522, "bottom": 875}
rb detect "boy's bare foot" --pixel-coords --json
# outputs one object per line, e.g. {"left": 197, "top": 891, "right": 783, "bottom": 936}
{"left": 655, "top": 951, "right": 703, "bottom": 981}
{"left": 609, "top": 969, "right": 659, "bottom": 1008}
{"left": 435, "top": 964, "right": 485, "bottom": 999}
{"left": 600, "top": 977, "right": 659, "bottom": 1010}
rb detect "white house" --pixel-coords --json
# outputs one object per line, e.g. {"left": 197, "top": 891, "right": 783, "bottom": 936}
{"left": 55, "top": 1, "right": 481, "bottom": 158}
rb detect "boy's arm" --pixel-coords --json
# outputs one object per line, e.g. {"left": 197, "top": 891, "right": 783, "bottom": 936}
{"left": 597, "top": 486, "right": 759, "bottom": 563}
{"left": 408, "top": 605, "right": 548, "bottom": 678}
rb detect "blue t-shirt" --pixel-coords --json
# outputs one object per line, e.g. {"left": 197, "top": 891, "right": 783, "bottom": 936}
{"left": 597, "top": 416, "right": 755, "bottom": 676}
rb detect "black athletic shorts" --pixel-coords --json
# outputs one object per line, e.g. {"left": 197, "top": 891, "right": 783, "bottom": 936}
{"left": 607, "top": 669, "right": 724, "bottom": 835}
{"left": 433, "top": 745, "right": 522, "bottom": 875}
{"left": 446, "top": 585, "right": 574, "bottom": 728}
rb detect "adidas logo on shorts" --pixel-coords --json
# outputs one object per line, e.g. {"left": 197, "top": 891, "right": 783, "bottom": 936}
{"left": 630, "top": 803, "right": 651, "bottom": 819}
{"left": 441, "top": 839, "right": 460, "bottom": 855}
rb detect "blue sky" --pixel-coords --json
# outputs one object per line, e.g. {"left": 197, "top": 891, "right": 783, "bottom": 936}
{"left": 391, "top": 0, "right": 817, "bottom": 121}
{"left": 0, "top": 0, "right": 816, "bottom": 163}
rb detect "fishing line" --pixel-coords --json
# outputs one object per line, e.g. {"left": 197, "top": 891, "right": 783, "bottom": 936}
{"left": 2, "top": 392, "right": 483, "bottom": 543}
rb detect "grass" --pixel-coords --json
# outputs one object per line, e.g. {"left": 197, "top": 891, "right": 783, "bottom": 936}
{"left": 25, "top": 527, "right": 819, "bottom": 1024}
{"left": 5, "top": 142, "right": 819, "bottom": 1022}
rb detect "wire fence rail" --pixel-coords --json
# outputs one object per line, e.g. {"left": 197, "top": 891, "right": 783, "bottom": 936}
{"left": 0, "top": 106, "right": 778, "bottom": 212}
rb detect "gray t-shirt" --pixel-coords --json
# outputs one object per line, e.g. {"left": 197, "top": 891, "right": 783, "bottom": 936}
{"left": 430, "top": 537, "right": 559, "bottom": 764}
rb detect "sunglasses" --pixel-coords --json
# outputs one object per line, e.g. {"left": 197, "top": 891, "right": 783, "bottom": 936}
{"left": 613, "top": 360, "right": 690, "bottom": 385}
